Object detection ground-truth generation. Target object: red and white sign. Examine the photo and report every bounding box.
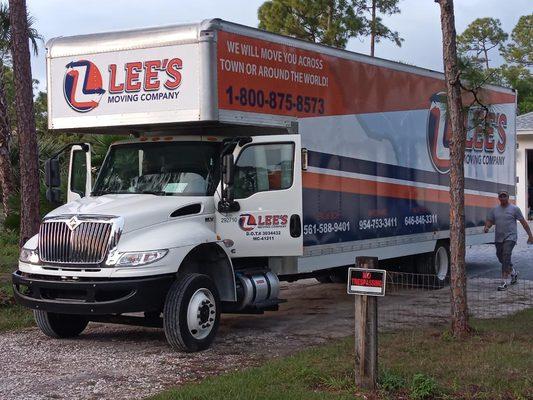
[347,268,387,296]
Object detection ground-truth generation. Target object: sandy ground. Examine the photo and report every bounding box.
[0,279,354,400]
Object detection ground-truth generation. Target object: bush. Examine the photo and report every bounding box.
[379,369,406,392]
[2,180,61,231]
[0,228,18,246]
[410,373,440,400]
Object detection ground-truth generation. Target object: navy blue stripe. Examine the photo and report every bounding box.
[307,150,515,195]
[303,187,488,246]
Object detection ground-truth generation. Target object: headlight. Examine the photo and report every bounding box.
[115,250,168,267]
[19,248,40,264]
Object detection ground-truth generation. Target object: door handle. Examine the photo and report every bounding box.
[290,214,301,238]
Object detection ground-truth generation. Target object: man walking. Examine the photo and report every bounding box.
[484,190,533,291]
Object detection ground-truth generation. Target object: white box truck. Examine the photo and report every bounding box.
[13,19,517,351]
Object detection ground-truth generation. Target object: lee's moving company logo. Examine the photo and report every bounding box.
[64,60,106,112]
[427,92,508,174]
[239,213,288,241]
[63,58,183,113]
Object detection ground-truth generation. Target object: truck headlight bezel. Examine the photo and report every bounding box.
[114,249,168,267]
[19,247,40,264]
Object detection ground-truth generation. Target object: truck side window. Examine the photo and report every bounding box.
[70,150,87,196]
[233,143,294,199]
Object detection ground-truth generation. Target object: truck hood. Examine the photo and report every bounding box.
[45,194,211,233]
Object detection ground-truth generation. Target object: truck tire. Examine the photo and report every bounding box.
[163,273,220,352]
[315,274,333,283]
[415,242,450,288]
[33,310,88,338]
[329,267,348,283]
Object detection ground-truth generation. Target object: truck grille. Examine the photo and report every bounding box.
[38,217,121,265]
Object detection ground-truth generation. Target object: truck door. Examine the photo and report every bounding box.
[215,135,303,257]
[67,144,92,202]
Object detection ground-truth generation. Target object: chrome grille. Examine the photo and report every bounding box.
[38,218,119,265]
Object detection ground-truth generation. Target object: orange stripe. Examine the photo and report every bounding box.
[303,172,497,208]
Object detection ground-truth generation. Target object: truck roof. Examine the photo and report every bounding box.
[47,22,202,58]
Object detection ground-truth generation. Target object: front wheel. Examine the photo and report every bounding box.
[163,273,220,352]
[34,310,88,338]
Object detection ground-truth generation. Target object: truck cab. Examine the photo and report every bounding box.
[14,129,304,351]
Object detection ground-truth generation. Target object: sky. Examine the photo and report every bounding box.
[26,0,532,92]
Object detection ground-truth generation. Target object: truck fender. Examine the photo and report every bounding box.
[177,242,236,302]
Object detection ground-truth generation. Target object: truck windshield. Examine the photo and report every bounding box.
[92,141,221,196]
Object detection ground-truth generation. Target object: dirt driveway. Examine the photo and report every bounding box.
[1,279,354,400]
[1,276,532,400]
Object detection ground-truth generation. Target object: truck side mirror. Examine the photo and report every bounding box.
[45,158,61,187]
[222,153,234,186]
[218,153,240,213]
[46,187,62,204]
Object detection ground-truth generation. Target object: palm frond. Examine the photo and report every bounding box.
[0,1,43,59]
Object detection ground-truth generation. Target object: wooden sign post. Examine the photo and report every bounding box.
[348,256,386,390]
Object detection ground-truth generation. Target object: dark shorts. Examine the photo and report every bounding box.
[495,240,516,274]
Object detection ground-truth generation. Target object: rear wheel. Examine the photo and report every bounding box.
[329,267,348,283]
[34,310,88,338]
[163,273,220,352]
[315,274,333,284]
[416,242,450,287]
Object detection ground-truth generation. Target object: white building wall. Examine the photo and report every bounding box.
[517,131,533,218]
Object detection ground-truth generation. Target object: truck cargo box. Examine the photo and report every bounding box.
[46,19,517,272]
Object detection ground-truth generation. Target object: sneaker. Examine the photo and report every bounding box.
[497,282,508,291]
[511,271,519,285]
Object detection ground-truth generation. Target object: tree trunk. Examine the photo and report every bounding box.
[370,0,376,57]
[436,0,470,338]
[483,47,489,70]
[327,0,333,31]
[0,62,14,219]
[9,0,40,245]
[326,0,334,46]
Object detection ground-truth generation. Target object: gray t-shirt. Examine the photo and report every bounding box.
[487,204,524,243]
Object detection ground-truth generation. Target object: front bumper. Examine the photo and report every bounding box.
[12,271,174,315]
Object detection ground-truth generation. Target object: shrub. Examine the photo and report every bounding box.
[410,373,440,400]
[379,369,406,392]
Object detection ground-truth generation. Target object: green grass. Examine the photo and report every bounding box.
[0,229,33,332]
[150,309,533,400]
[0,299,34,331]
[0,229,19,274]
[152,342,357,400]
[380,310,533,399]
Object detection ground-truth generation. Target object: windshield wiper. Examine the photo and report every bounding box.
[91,190,172,196]
[141,190,172,196]
[91,190,134,196]
[91,190,116,196]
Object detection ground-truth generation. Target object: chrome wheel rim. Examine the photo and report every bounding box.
[187,288,216,340]
[435,246,449,281]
